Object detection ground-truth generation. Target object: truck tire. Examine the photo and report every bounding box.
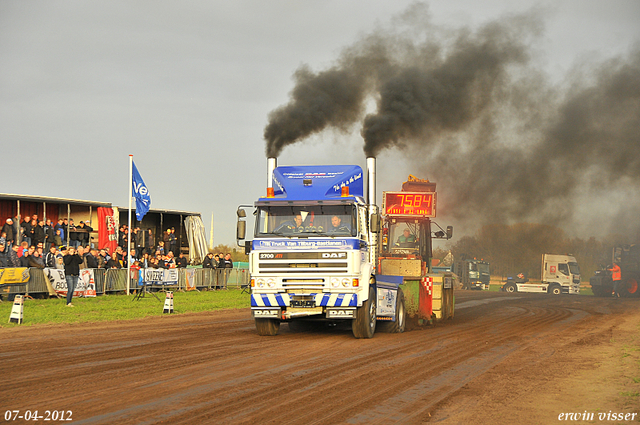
[621,278,639,298]
[352,286,377,339]
[255,318,280,336]
[504,283,517,293]
[377,288,406,333]
[549,284,562,295]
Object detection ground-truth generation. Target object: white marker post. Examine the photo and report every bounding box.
[9,295,24,324]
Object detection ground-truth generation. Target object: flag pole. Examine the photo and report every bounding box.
[127,154,132,296]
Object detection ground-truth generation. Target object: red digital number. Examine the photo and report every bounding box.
[404,194,413,207]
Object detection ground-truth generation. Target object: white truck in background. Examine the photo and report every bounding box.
[503,254,581,295]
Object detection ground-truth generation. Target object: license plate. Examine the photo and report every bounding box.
[291,300,315,308]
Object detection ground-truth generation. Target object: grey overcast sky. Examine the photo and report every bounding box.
[2,1,639,246]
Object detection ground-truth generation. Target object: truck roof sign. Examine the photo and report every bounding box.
[261,165,364,201]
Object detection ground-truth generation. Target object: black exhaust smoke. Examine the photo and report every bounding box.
[263,3,640,236]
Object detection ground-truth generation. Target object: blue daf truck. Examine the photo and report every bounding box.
[237,157,406,338]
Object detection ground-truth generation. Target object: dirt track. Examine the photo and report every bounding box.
[2,291,639,424]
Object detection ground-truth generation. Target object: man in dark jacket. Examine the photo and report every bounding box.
[76,221,89,247]
[28,249,45,269]
[20,246,35,267]
[2,218,14,246]
[68,219,79,248]
[44,219,55,250]
[202,253,214,268]
[0,242,7,267]
[63,247,84,306]
[33,220,46,247]
[8,245,20,267]
[21,217,32,246]
[85,248,99,269]
[45,245,57,268]
[169,228,178,256]
[176,252,188,268]
[224,253,233,268]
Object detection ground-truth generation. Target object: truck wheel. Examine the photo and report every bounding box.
[378,288,406,333]
[352,286,377,339]
[621,278,639,298]
[504,283,517,293]
[255,318,280,336]
[549,285,562,295]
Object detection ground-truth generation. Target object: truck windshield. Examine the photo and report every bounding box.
[255,205,356,237]
[569,262,580,275]
[478,263,490,274]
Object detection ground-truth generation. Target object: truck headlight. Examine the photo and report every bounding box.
[342,278,351,287]
[331,278,340,288]
[256,278,266,288]
[267,278,276,288]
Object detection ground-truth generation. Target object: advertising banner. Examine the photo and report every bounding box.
[80,269,97,297]
[142,268,178,285]
[185,269,197,291]
[0,268,30,286]
[97,207,118,253]
[44,268,96,297]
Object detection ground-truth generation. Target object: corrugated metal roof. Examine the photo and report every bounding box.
[0,193,111,207]
[0,193,201,216]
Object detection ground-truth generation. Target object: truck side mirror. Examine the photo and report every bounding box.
[244,241,251,255]
[236,207,247,241]
[370,213,380,233]
[446,226,453,240]
[237,220,246,240]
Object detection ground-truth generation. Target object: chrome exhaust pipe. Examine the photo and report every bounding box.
[366,157,376,206]
[267,157,277,188]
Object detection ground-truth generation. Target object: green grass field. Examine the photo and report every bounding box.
[0,289,250,327]
[2,281,598,328]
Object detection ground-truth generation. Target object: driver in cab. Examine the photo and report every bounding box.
[328,215,350,234]
[396,228,417,247]
[275,214,303,233]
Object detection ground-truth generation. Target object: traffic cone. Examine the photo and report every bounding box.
[9,295,24,324]
[163,291,174,314]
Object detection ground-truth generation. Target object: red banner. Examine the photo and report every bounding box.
[97,207,118,253]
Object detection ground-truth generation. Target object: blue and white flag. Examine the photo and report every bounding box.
[132,161,151,221]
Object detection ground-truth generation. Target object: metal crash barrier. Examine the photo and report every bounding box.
[1,267,250,297]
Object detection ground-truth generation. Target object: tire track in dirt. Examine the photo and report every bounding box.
[0,294,623,425]
[103,301,577,424]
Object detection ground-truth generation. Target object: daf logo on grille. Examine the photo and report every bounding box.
[253,310,279,318]
[322,253,347,258]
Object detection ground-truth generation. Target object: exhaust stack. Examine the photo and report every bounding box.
[366,157,376,206]
[267,157,277,188]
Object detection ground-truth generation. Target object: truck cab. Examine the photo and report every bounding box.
[503,254,580,295]
[455,259,490,290]
[239,159,406,338]
[542,254,581,294]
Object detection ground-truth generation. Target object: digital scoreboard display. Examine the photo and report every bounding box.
[382,191,436,217]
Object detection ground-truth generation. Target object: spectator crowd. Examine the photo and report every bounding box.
[0,214,227,270]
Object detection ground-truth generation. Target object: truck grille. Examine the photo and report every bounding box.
[258,262,348,273]
[257,251,349,274]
